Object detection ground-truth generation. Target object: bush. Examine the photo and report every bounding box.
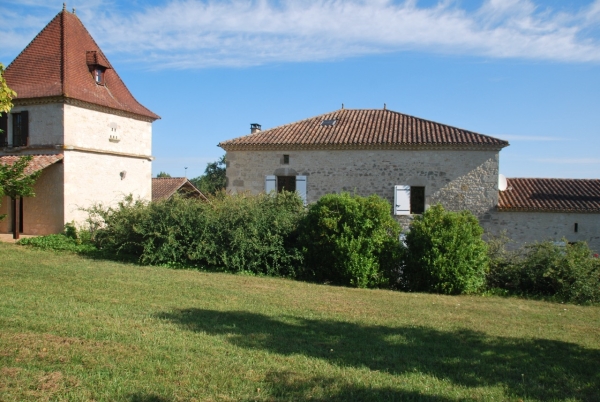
[487,239,600,304]
[297,193,402,288]
[18,224,97,254]
[402,205,488,295]
[89,192,305,276]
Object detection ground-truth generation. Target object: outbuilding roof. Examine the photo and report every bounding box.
[498,178,600,213]
[4,7,159,121]
[219,108,509,151]
[0,154,64,176]
[152,177,207,201]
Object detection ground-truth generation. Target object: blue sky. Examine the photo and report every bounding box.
[2,0,600,179]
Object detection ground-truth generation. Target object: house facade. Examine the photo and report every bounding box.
[219,108,600,252]
[220,108,508,226]
[0,7,159,235]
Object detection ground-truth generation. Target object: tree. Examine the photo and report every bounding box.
[156,171,171,178]
[190,155,226,195]
[0,156,41,221]
[0,62,16,116]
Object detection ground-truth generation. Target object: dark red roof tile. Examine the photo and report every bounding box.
[498,178,600,212]
[5,9,159,121]
[219,109,508,150]
[152,177,207,201]
[0,154,63,176]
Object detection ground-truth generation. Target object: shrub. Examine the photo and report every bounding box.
[88,192,305,276]
[297,193,402,288]
[402,204,488,295]
[18,230,97,254]
[493,240,600,304]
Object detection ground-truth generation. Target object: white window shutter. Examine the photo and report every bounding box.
[265,175,276,194]
[296,176,307,205]
[394,185,410,215]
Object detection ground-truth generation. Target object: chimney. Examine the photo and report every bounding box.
[250,123,261,134]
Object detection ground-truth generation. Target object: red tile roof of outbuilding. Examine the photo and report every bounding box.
[219,108,509,150]
[498,178,600,212]
[4,8,159,121]
[0,154,64,176]
[152,177,207,201]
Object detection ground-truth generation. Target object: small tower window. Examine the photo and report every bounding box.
[94,68,104,84]
[283,154,290,164]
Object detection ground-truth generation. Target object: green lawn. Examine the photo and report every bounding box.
[1,243,599,401]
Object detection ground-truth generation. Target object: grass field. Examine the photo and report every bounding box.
[1,242,599,401]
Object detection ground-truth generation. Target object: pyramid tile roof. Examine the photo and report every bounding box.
[219,109,509,151]
[0,154,64,176]
[152,177,207,201]
[498,178,600,212]
[5,8,159,121]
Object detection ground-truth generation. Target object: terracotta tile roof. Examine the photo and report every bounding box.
[152,177,207,201]
[498,178,600,213]
[5,8,159,121]
[219,109,509,150]
[0,154,64,176]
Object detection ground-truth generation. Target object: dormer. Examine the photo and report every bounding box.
[86,51,111,85]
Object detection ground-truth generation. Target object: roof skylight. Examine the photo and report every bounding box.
[321,119,337,126]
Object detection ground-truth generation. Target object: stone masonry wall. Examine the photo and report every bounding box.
[226,149,500,228]
[482,211,600,253]
[64,104,152,155]
[63,150,152,224]
[5,103,64,146]
[0,162,64,235]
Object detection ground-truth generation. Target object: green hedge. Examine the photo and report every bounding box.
[89,192,304,276]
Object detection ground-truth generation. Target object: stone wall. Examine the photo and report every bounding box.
[63,150,152,224]
[5,103,64,146]
[0,162,64,235]
[483,211,600,252]
[64,104,152,156]
[226,148,500,227]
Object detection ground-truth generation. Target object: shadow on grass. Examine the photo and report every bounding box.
[246,371,456,401]
[129,394,171,402]
[158,309,600,401]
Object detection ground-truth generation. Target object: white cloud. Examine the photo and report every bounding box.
[2,0,600,68]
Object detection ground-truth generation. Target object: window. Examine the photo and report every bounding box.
[394,185,425,215]
[283,154,290,164]
[277,176,296,192]
[12,111,29,147]
[410,186,425,214]
[265,175,307,205]
[94,68,104,84]
[321,119,336,126]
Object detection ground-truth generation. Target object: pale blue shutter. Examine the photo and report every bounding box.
[394,185,410,215]
[265,175,276,194]
[296,175,307,205]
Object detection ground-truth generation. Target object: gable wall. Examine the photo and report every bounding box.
[226,148,500,226]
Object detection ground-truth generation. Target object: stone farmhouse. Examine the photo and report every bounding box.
[0,7,159,236]
[219,108,600,251]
